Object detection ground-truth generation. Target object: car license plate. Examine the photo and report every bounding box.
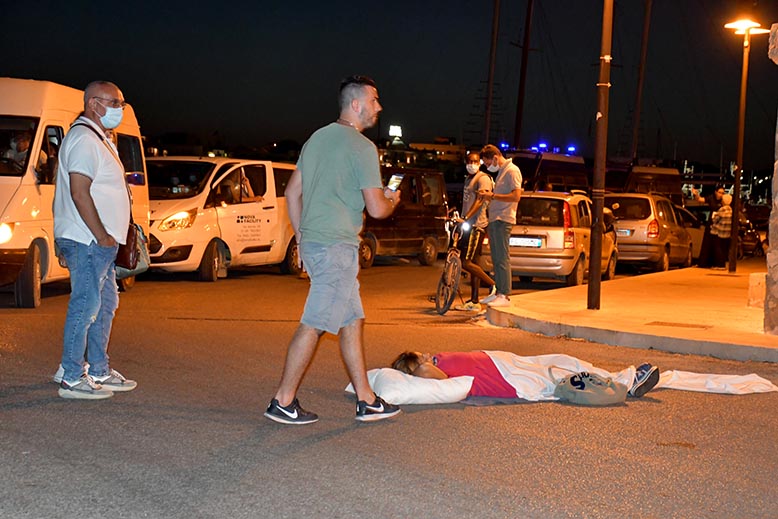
[617,229,632,237]
[510,236,542,248]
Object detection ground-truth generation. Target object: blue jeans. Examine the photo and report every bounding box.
[487,220,513,296]
[55,238,120,382]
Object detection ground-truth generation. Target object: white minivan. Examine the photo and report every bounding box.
[0,78,149,307]
[145,156,300,280]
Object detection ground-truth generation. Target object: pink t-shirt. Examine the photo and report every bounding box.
[435,351,517,398]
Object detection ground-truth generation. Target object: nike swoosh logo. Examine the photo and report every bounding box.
[369,403,384,412]
[278,406,298,419]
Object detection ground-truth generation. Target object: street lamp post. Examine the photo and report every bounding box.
[724,19,769,273]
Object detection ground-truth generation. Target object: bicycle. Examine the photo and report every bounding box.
[434,214,471,315]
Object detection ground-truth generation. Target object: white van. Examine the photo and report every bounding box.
[145,156,300,280]
[0,78,149,307]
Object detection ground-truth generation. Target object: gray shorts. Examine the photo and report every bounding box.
[300,242,364,334]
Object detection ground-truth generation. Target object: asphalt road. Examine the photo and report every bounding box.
[1,259,777,518]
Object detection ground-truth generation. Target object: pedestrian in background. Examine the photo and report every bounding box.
[692,185,725,268]
[710,193,733,270]
[454,151,494,311]
[477,145,522,308]
[53,80,137,399]
[264,75,401,425]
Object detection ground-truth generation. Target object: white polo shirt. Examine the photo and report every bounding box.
[53,116,131,245]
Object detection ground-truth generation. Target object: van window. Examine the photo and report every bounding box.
[421,174,444,206]
[38,125,63,184]
[656,199,676,224]
[241,165,266,201]
[273,165,293,197]
[117,133,145,185]
[215,170,241,205]
[0,116,40,177]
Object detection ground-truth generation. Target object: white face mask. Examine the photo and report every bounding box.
[487,163,500,173]
[466,164,479,175]
[96,100,124,129]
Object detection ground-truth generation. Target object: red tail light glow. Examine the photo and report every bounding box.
[647,219,659,238]
[563,201,574,249]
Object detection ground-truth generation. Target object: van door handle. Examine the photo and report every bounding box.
[262,206,275,210]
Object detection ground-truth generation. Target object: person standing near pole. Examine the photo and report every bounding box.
[264,75,401,425]
[478,145,522,308]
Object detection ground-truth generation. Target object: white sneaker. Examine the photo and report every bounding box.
[480,293,498,304]
[454,301,481,312]
[58,375,114,400]
[91,369,137,392]
[487,294,511,308]
[53,362,89,384]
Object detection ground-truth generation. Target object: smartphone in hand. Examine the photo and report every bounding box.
[386,174,404,191]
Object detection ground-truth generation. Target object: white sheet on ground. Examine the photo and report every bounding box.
[656,370,778,394]
[482,351,635,401]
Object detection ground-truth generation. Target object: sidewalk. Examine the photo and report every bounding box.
[487,257,778,363]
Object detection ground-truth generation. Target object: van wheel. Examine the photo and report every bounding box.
[655,248,670,272]
[603,254,617,280]
[198,241,220,282]
[565,257,584,286]
[14,244,41,308]
[418,237,438,266]
[118,276,136,292]
[359,236,376,269]
[280,239,301,276]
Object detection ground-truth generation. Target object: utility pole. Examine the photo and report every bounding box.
[484,0,500,144]
[587,0,614,310]
[514,0,535,149]
[766,22,777,335]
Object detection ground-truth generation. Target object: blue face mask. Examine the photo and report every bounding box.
[96,100,124,129]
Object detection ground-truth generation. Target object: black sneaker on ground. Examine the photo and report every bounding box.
[355,394,401,422]
[629,363,660,397]
[264,398,319,425]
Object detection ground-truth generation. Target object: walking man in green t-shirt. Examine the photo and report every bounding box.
[265,76,402,425]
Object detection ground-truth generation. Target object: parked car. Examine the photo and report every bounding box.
[479,191,618,286]
[604,193,692,271]
[359,167,449,268]
[146,157,299,280]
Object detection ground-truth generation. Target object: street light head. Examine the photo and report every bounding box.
[734,27,770,35]
[725,18,762,32]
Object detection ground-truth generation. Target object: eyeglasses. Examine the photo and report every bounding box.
[93,97,127,109]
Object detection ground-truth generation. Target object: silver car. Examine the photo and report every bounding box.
[481,191,618,286]
[604,193,692,271]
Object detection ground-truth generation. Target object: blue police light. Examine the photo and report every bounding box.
[530,146,539,152]
[567,146,576,154]
[538,142,548,150]
[499,142,510,150]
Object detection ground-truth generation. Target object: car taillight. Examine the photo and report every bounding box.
[563,201,574,249]
[647,219,659,238]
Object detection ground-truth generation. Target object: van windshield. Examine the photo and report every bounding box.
[147,160,215,199]
[0,117,41,177]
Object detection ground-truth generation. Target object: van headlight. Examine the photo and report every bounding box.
[0,222,14,244]
[158,209,197,231]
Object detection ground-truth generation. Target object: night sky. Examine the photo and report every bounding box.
[4,1,777,171]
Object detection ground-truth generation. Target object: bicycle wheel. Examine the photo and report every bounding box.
[435,252,462,315]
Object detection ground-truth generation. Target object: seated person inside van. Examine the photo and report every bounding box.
[240,172,263,202]
[3,131,47,171]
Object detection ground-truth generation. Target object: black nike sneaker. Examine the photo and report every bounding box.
[355,394,401,422]
[264,398,319,425]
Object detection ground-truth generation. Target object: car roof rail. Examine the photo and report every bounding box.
[569,189,588,196]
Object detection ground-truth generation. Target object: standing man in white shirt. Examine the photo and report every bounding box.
[478,145,522,308]
[53,80,137,399]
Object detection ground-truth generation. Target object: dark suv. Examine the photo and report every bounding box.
[359,167,449,268]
